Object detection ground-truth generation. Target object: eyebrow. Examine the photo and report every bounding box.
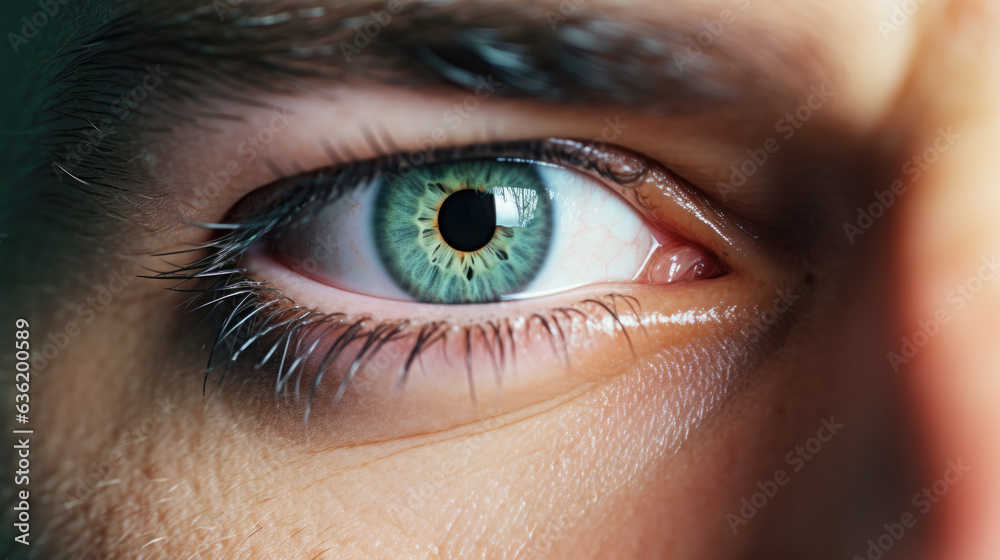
[81,0,830,103]
[43,0,833,183]
[50,0,831,133]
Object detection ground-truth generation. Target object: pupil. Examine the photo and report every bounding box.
[437,189,497,252]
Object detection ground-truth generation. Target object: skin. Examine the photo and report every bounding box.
[7,0,1000,558]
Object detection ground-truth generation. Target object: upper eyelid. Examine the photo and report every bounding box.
[34,3,855,280]
[42,0,835,207]
[225,139,624,252]
[537,138,774,276]
[230,138,616,219]
[144,133,786,342]
[142,129,796,432]
[136,82,791,287]
[221,137,772,282]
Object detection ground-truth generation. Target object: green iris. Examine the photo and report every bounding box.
[372,160,554,303]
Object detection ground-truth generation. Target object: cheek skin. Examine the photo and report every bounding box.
[233,242,796,447]
[32,243,817,559]
[30,125,815,558]
[34,257,894,560]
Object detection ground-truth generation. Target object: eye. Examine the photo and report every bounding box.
[166,113,784,445]
[273,156,685,304]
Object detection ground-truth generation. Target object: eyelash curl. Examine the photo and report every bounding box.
[149,139,662,417]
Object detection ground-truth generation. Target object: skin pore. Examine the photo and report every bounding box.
[5,0,1000,558]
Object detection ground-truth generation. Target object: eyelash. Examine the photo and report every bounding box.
[151,138,660,415]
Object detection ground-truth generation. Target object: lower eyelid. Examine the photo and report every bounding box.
[164,118,795,440]
[173,206,802,447]
[276,158,668,303]
[209,253,764,444]
[121,78,831,458]
[248,245,714,323]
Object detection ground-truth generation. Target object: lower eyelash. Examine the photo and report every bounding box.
[176,266,639,418]
[148,222,642,416]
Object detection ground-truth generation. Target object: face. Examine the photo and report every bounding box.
[6,0,1000,557]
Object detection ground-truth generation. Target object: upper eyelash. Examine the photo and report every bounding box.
[235,137,645,235]
[147,138,647,416]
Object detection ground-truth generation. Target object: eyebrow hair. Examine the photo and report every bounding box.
[39,0,832,188]
[90,0,829,103]
[2,0,857,311]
